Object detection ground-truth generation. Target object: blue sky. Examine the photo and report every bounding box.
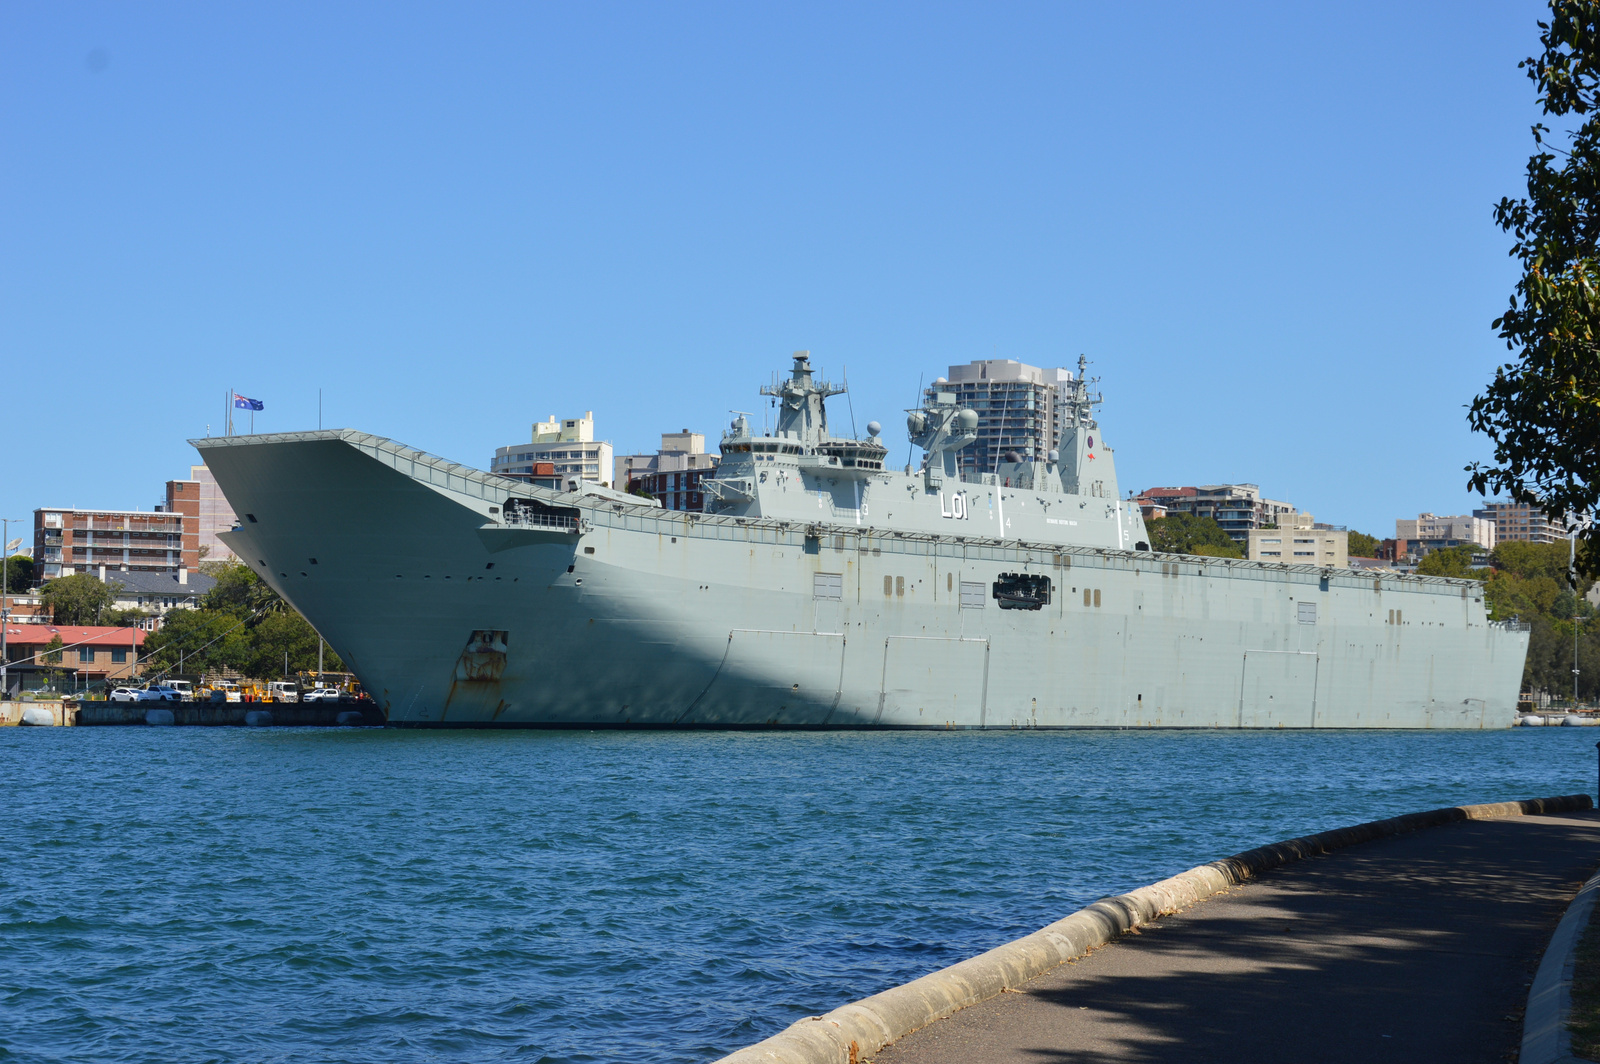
[1,1,1552,541]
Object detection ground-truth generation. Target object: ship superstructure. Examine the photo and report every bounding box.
[193,353,1528,728]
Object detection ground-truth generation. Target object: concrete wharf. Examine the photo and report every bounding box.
[0,700,382,727]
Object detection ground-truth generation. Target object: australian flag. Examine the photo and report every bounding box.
[233,393,264,411]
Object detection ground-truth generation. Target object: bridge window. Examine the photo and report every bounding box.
[814,573,842,600]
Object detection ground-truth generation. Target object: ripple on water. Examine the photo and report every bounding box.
[0,727,1593,1063]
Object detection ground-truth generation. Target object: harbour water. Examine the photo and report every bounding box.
[3,726,1596,1064]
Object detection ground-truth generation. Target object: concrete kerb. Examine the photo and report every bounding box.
[1523,863,1600,1064]
[711,794,1595,1064]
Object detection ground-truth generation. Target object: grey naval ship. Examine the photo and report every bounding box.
[194,354,1529,729]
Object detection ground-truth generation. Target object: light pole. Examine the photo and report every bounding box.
[1,517,21,701]
[1571,515,1593,707]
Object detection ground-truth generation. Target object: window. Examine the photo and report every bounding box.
[1262,550,1281,557]
[1298,601,1317,624]
[79,648,95,663]
[896,576,905,597]
[112,649,126,663]
[813,572,842,600]
[884,575,893,597]
[960,581,985,609]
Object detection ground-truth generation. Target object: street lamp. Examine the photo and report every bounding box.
[1571,514,1594,707]
[1,517,21,701]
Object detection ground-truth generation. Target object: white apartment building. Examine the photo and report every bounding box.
[491,412,614,488]
[937,360,1069,478]
[1247,514,1349,568]
[1395,513,1496,556]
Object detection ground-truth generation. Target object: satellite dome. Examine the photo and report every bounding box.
[906,412,927,436]
[956,409,979,432]
[1005,450,1022,464]
[866,420,882,437]
[1048,449,1059,463]
[933,377,947,385]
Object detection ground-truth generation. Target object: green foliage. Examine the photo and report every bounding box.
[1483,538,1599,697]
[4,554,34,593]
[39,574,117,625]
[1347,531,1381,558]
[141,561,341,680]
[42,634,63,664]
[201,561,284,614]
[1469,2,1600,572]
[100,607,152,628]
[141,608,255,675]
[243,611,342,678]
[1417,545,1488,580]
[1146,514,1244,558]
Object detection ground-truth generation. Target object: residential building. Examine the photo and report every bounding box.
[614,431,721,512]
[934,360,1070,478]
[1394,514,1496,560]
[1473,501,1564,545]
[184,465,238,562]
[99,568,218,630]
[491,412,613,488]
[2,624,147,696]
[35,506,191,581]
[1136,484,1299,543]
[1247,513,1349,568]
[30,463,226,582]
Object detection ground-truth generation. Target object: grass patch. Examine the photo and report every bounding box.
[1570,899,1600,1060]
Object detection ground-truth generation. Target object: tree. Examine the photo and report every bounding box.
[243,611,343,678]
[41,634,63,664]
[141,608,256,675]
[1469,1,1600,572]
[4,554,33,593]
[1146,514,1244,558]
[201,561,283,615]
[39,574,117,625]
[1417,545,1487,580]
[1348,531,1381,558]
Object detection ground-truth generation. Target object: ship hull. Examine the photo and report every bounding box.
[199,432,1529,729]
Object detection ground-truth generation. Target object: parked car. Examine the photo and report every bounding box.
[109,687,160,704]
[167,680,194,700]
[144,685,183,702]
[302,687,341,703]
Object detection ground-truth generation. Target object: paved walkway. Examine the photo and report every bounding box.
[874,810,1600,1064]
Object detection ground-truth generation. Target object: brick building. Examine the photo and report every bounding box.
[1,624,147,696]
[1135,484,1299,544]
[33,471,223,582]
[616,431,721,512]
[1474,501,1564,545]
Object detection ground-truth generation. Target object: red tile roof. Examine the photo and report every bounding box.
[2,625,145,646]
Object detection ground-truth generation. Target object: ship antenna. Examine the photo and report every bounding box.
[843,364,858,439]
[907,372,923,472]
